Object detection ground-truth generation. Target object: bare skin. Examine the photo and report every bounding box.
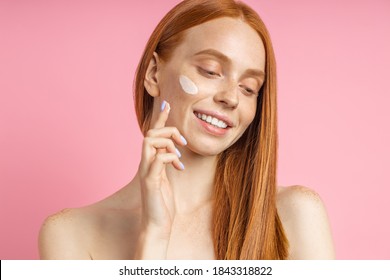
[39,17,335,260]
[39,184,335,259]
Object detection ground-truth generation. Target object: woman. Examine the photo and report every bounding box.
[39,0,335,259]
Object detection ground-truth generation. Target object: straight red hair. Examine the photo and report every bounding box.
[134,0,289,259]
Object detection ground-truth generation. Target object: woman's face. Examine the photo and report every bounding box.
[152,17,266,156]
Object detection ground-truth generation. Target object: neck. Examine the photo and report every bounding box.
[166,148,217,214]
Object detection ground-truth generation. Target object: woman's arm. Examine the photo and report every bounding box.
[277,185,336,259]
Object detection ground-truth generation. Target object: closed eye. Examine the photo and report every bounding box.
[198,67,221,78]
[245,88,255,94]
[239,85,257,95]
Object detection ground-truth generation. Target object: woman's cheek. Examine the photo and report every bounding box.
[246,100,258,125]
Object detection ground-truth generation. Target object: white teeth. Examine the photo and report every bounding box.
[195,112,228,129]
[218,120,228,128]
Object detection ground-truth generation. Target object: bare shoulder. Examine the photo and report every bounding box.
[276,185,336,259]
[277,185,323,209]
[38,207,97,259]
[39,186,142,259]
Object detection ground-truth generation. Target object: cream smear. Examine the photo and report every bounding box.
[179,75,198,95]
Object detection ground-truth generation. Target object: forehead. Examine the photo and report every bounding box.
[173,17,266,70]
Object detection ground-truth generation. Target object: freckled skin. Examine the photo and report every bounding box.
[277,186,335,259]
[38,17,335,260]
[38,185,335,259]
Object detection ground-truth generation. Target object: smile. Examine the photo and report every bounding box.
[195,112,228,129]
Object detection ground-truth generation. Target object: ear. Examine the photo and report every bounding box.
[144,52,162,97]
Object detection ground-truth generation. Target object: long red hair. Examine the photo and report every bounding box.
[134,0,289,259]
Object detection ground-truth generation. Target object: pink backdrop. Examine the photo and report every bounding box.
[1,0,389,259]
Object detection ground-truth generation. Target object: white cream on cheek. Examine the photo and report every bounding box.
[179,75,198,95]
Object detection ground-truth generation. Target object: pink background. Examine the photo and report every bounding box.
[1,0,389,259]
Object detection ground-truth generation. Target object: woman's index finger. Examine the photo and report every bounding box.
[152,100,170,129]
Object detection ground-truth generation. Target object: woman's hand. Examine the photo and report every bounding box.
[135,100,187,259]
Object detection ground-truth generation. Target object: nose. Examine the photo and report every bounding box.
[213,80,239,109]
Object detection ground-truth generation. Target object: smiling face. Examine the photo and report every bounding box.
[149,17,266,156]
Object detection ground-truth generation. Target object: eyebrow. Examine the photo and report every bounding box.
[193,48,265,80]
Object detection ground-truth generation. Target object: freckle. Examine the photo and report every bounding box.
[294,185,322,203]
[48,208,73,223]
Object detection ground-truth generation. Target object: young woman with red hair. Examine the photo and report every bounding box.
[39,0,335,259]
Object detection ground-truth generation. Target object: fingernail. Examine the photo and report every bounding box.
[175,148,181,158]
[180,135,187,145]
[160,100,166,112]
[179,162,185,170]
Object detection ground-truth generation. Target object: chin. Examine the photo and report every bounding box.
[186,140,232,157]
[186,144,223,157]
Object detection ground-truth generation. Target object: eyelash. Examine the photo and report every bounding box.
[198,67,221,77]
[198,67,258,95]
[240,85,256,95]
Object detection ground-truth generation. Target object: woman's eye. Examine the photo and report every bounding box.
[240,85,256,95]
[245,88,255,94]
[199,67,221,77]
[206,70,218,76]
